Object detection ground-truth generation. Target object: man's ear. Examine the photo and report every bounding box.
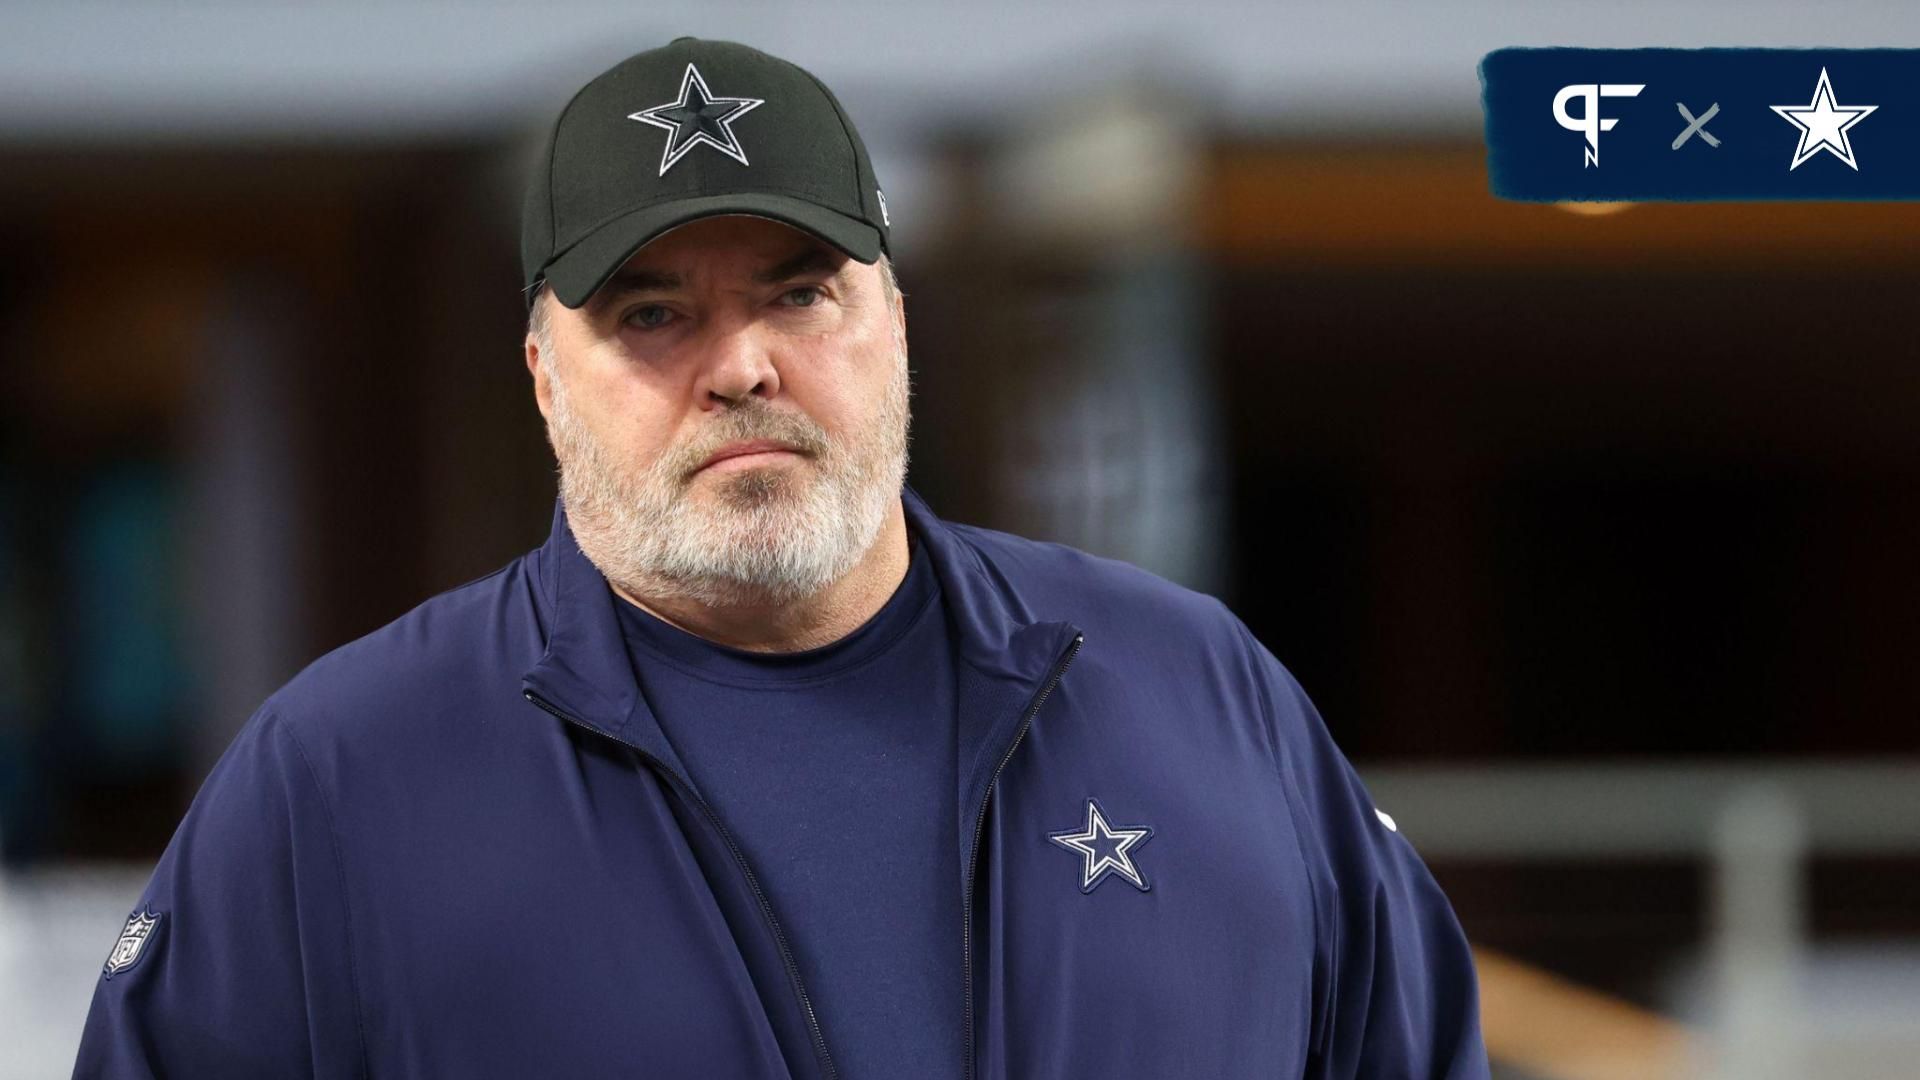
[526,336,554,425]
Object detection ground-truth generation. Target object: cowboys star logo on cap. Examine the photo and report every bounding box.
[628,63,766,176]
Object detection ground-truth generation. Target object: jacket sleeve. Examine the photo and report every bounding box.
[1232,616,1490,1080]
[71,705,365,1079]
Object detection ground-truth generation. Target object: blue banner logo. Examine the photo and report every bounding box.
[1483,48,1920,200]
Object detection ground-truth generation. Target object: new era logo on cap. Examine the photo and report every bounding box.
[521,37,892,312]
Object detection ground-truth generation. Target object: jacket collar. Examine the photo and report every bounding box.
[521,484,1083,860]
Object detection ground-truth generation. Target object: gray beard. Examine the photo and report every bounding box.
[544,345,912,609]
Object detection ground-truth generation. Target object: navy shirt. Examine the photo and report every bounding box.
[614,525,963,1080]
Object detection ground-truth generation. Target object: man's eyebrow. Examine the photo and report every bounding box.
[596,268,683,301]
[590,246,843,309]
[752,246,843,284]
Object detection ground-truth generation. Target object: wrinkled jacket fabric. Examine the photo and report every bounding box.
[74,486,1489,1079]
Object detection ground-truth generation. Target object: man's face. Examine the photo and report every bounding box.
[527,214,910,608]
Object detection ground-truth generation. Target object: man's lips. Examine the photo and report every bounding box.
[697,439,805,472]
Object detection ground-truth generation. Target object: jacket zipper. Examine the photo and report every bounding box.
[523,689,838,1080]
[962,631,1084,1080]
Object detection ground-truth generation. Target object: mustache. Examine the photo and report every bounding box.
[670,401,832,479]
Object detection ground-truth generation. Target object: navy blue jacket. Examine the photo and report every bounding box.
[73,486,1488,1079]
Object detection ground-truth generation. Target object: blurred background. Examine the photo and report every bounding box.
[3,2,1918,1077]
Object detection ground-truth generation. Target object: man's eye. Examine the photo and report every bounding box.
[782,286,825,307]
[626,304,673,329]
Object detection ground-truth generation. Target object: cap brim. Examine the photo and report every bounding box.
[539,193,883,310]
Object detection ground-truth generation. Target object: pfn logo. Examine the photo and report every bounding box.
[1552,83,1645,167]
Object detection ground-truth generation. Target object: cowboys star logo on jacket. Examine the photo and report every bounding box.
[74,485,1488,1079]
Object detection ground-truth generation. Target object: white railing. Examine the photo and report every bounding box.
[1364,761,1920,1080]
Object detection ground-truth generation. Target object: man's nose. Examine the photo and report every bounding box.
[696,317,782,408]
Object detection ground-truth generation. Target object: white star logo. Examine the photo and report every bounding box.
[1047,797,1154,894]
[1770,67,1877,171]
[628,63,766,177]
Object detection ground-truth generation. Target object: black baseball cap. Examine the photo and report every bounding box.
[521,37,892,312]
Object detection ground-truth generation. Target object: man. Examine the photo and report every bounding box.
[73,36,1488,1080]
